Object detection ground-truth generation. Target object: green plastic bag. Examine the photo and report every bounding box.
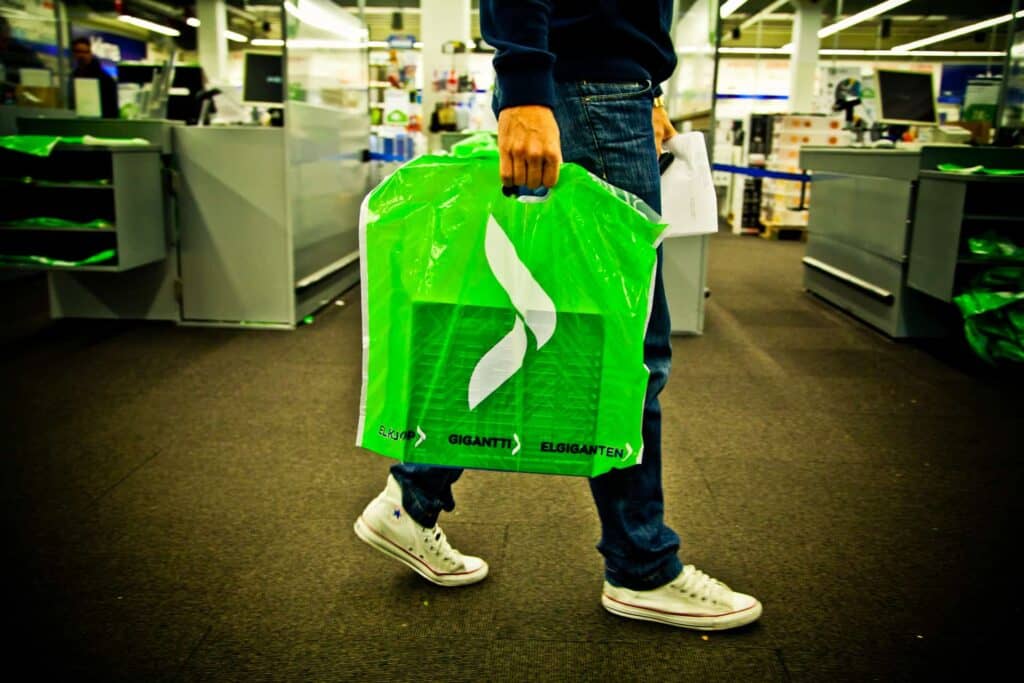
[0,134,148,157]
[1,217,114,230]
[0,249,116,268]
[953,267,1024,364]
[357,152,665,477]
[937,163,1024,176]
[450,132,498,158]
[967,231,1024,261]
[0,135,65,157]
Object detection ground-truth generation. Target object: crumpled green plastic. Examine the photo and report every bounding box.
[0,135,68,157]
[953,266,1024,364]
[967,231,1024,261]
[450,132,498,158]
[1,217,114,230]
[0,249,116,268]
[357,153,665,477]
[5,176,111,187]
[937,163,1024,176]
[0,134,149,157]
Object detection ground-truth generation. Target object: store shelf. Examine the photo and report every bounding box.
[909,173,1024,302]
[920,170,1024,183]
[0,224,115,233]
[962,214,1024,224]
[957,256,1024,266]
[0,263,120,272]
[0,143,166,273]
[0,177,113,190]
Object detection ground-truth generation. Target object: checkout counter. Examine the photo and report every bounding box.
[4,106,367,328]
[800,145,1024,338]
[0,0,369,328]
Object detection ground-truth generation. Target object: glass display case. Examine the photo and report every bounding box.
[284,0,369,311]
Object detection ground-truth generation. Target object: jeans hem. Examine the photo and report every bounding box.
[605,558,683,592]
[390,469,441,528]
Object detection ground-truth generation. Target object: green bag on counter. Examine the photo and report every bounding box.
[356,151,665,477]
[0,249,116,268]
[953,267,1024,364]
[0,135,150,157]
[1,217,114,230]
[967,231,1024,261]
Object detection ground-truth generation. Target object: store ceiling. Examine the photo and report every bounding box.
[710,0,1014,17]
[66,1,482,46]
[713,0,1020,52]
[68,1,1020,53]
[338,0,1020,52]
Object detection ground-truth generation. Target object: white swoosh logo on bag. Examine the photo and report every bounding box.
[467,215,557,410]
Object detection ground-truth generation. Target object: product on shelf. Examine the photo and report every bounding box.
[760,113,846,234]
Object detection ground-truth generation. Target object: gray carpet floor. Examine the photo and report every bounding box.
[2,232,1021,682]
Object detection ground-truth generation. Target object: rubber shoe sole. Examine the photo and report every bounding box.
[354,515,488,587]
[601,592,762,631]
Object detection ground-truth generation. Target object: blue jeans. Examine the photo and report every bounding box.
[392,80,681,591]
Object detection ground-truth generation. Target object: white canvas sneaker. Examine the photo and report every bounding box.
[354,475,488,587]
[602,564,762,631]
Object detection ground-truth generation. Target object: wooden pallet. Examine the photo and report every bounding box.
[760,223,807,241]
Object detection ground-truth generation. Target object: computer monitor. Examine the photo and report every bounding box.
[172,65,204,94]
[243,53,284,104]
[147,65,205,124]
[875,69,938,126]
[116,63,159,85]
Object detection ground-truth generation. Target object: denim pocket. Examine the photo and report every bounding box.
[576,80,653,102]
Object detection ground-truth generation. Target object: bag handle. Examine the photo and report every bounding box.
[501,185,552,203]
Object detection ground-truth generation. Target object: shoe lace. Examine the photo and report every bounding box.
[673,565,731,606]
[422,525,460,569]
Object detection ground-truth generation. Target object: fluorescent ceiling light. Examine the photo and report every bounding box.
[287,38,365,49]
[226,30,248,43]
[821,48,1005,57]
[251,38,284,47]
[284,0,366,40]
[186,17,200,28]
[676,45,719,55]
[818,0,911,39]
[719,47,791,55]
[781,0,912,50]
[117,15,181,37]
[358,7,422,13]
[720,0,751,19]
[739,0,789,30]
[719,46,1005,58]
[893,10,1024,51]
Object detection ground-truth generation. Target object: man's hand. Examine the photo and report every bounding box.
[497,105,562,189]
[653,105,677,156]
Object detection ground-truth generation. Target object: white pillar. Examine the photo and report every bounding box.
[787,0,822,113]
[197,0,228,83]
[420,0,471,150]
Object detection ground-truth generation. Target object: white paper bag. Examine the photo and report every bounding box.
[660,132,718,237]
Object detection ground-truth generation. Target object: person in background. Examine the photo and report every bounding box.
[1,15,45,102]
[354,0,763,632]
[69,37,118,118]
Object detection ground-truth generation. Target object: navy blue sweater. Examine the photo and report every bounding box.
[480,0,677,111]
